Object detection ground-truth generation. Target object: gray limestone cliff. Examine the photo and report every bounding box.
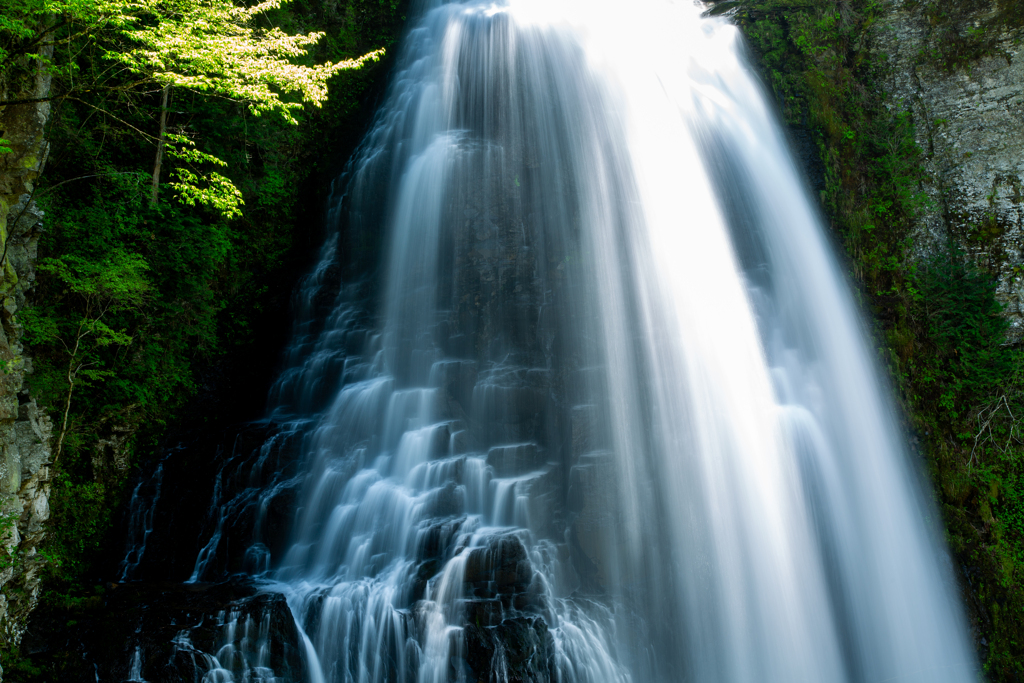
[875,1,1024,337]
[0,41,54,665]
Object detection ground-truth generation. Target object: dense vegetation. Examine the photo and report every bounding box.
[718,0,1023,677]
[0,0,405,675]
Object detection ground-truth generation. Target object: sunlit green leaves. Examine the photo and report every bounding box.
[32,0,385,123]
[0,0,45,65]
[111,0,386,123]
[163,132,243,216]
[169,167,243,217]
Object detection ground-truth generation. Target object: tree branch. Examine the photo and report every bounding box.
[66,96,160,143]
[0,96,59,107]
[150,85,171,207]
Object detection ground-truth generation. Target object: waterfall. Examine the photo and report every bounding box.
[129,0,978,681]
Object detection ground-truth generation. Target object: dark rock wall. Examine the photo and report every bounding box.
[0,38,54,661]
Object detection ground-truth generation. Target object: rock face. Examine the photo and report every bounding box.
[875,1,1024,336]
[0,38,54,662]
[464,614,553,683]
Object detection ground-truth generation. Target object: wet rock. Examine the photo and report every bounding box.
[411,559,444,603]
[410,516,470,600]
[464,615,554,683]
[431,360,478,421]
[517,466,562,538]
[570,405,596,464]
[568,451,618,593]
[263,480,301,559]
[464,532,534,599]
[472,371,551,445]
[428,422,456,459]
[489,465,563,539]
[116,420,310,582]
[486,443,544,476]
[416,516,468,563]
[450,428,473,454]
[424,480,465,518]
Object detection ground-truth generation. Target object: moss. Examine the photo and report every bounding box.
[915,0,1024,71]
[0,197,20,293]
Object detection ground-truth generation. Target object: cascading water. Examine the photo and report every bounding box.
[117,1,979,682]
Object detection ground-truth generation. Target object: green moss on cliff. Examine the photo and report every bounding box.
[909,0,1024,71]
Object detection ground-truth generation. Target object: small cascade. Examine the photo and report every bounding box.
[201,605,281,682]
[118,454,170,581]
[112,0,979,681]
[187,424,309,583]
[127,647,146,682]
[167,614,280,682]
[189,468,227,583]
[170,631,225,683]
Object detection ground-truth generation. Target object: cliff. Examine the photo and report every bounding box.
[877,0,1024,338]
[0,43,54,665]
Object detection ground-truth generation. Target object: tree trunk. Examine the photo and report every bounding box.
[149,85,171,208]
[54,331,83,464]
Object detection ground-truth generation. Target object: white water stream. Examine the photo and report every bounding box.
[152,1,980,682]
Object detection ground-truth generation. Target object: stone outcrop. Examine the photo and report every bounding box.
[875,1,1024,337]
[0,38,55,663]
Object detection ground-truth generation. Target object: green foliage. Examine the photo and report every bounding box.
[913,252,1011,424]
[0,648,43,680]
[2,0,405,673]
[44,473,112,581]
[40,251,151,312]
[169,166,244,217]
[25,176,227,421]
[911,261,1024,674]
[165,134,245,216]
[3,0,383,112]
[903,253,1024,675]
[733,0,925,304]
[0,0,46,66]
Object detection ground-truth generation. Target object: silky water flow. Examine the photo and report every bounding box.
[120,1,979,682]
